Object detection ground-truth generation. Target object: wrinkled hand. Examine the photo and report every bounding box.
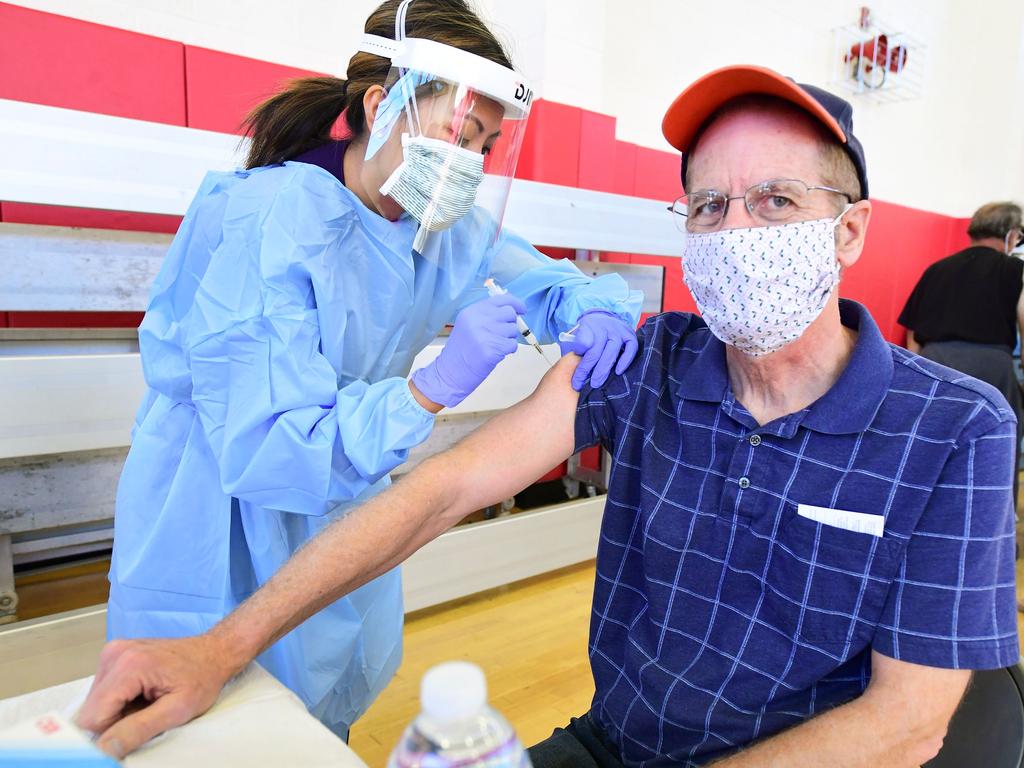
[75,635,236,759]
[411,293,527,408]
[560,310,638,391]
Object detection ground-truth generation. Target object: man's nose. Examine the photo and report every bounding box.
[720,196,758,230]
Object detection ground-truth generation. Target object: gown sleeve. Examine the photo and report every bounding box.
[474,229,643,343]
[185,172,435,516]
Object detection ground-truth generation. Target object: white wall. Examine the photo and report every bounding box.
[598,0,1024,216]
[10,0,1024,216]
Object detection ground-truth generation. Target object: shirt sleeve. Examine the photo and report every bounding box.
[478,229,643,342]
[872,412,1019,669]
[185,177,436,517]
[574,320,652,453]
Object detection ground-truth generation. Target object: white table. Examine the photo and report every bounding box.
[0,664,368,767]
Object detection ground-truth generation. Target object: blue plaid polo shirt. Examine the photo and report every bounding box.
[575,300,1019,767]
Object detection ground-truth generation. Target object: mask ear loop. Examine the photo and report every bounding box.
[1005,229,1022,256]
[831,202,855,227]
[831,202,857,280]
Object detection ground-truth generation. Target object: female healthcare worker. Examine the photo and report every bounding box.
[106,0,642,740]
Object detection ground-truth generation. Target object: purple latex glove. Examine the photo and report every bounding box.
[559,309,639,391]
[411,293,527,408]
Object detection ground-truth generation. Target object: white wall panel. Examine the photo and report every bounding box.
[9,0,1024,214]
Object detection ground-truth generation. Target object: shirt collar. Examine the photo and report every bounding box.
[801,300,893,434]
[676,325,729,403]
[676,300,893,435]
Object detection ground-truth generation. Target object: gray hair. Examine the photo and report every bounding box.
[967,202,1023,241]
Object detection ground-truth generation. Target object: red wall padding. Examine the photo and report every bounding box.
[0,2,185,124]
[613,141,638,196]
[578,109,617,193]
[0,3,188,250]
[519,102,583,264]
[516,100,582,187]
[603,142,639,268]
[579,445,602,472]
[0,201,4,328]
[633,147,682,202]
[184,46,325,134]
[6,312,144,329]
[0,3,973,345]
[840,201,971,344]
[600,141,694,318]
[0,203,182,234]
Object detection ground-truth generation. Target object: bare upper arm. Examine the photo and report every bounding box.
[443,355,582,516]
[865,650,971,731]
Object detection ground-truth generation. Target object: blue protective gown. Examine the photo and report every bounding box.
[107,157,642,734]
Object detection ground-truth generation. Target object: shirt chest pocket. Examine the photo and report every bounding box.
[759,506,902,648]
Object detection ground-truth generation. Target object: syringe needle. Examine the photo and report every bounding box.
[485,278,554,366]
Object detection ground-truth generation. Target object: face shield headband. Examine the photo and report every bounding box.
[352,11,534,256]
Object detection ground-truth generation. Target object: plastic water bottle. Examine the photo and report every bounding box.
[388,661,533,767]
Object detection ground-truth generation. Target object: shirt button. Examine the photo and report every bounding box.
[749,434,762,447]
[738,477,751,489]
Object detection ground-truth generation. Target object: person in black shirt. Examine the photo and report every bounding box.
[899,201,1024,507]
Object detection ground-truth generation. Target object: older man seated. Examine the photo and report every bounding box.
[79,66,1018,768]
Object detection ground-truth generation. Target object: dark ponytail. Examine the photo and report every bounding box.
[242,76,349,169]
[242,0,512,170]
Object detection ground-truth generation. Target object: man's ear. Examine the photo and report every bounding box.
[836,199,872,270]
[1007,228,1023,255]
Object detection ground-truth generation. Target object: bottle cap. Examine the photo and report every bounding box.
[421,661,487,722]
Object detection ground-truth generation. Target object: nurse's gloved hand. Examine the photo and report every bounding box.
[411,293,527,408]
[560,309,638,391]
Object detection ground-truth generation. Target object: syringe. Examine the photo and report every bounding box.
[484,278,552,364]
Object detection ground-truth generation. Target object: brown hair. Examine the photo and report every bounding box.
[242,0,512,170]
[967,202,1023,241]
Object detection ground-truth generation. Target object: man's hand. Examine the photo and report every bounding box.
[75,634,240,759]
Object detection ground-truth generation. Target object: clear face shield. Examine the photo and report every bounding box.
[358,34,533,257]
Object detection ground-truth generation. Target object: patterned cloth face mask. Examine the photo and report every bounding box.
[682,208,850,356]
[379,133,485,233]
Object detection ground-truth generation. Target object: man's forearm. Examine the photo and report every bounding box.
[205,451,458,674]
[711,663,967,768]
[204,358,580,676]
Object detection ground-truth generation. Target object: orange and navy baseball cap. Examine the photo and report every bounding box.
[662,64,869,199]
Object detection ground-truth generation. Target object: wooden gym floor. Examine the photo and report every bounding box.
[350,561,596,765]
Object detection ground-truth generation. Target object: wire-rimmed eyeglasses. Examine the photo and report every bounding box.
[667,178,853,233]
